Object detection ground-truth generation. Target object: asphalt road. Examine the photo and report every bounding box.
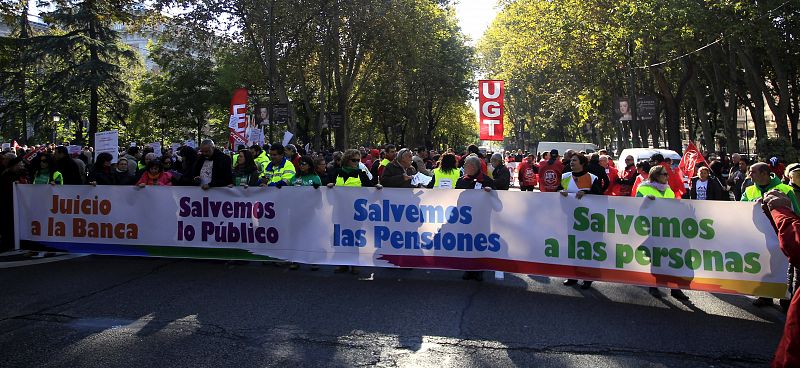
[0,255,788,367]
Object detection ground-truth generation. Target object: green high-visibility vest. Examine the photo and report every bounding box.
[432,168,460,188]
[336,175,363,187]
[636,184,675,198]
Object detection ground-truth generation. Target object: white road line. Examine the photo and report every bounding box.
[0,254,87,269]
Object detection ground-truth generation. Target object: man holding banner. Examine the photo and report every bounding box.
[192,140,232,189]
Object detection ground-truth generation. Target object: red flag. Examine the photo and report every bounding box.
[478,80,504,141]
[12,140,20,152]
[678,141,707,180]
[229,88,249,149]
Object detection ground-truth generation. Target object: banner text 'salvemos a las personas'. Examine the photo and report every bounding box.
[15,185,787,298]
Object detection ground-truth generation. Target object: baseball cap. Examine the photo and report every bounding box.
[549,149,559,156]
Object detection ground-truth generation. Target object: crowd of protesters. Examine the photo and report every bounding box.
[0,142,798,298]
[2,139,799,366]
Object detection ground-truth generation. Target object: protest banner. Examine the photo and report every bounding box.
[479,80,505,141]
[67,145,82,156]
[1,143,10,151]
[228,88,249,149]
[94,130,119,163]
[13,185,787,298]
[148,142,162,157]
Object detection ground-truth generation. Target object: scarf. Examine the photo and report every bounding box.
[645,181,669,192]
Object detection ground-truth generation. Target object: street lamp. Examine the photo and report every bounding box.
[159,116,166,146]
[51,112,61,144]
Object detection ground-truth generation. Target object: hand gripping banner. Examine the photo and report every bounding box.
[14,184,788,298]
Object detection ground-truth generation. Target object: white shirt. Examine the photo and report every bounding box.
[695,179,708,200]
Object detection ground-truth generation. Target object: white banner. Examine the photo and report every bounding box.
[13,185,788,297]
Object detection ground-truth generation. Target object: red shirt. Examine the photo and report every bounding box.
[661,162,685,199]
[538,159,564,192]
[604,166,620,196]
[770,206,800,368]
[517,160,538,187]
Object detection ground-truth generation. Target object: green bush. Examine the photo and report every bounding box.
[756,137,799,163]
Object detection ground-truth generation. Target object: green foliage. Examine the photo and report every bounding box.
[756,138,799,164]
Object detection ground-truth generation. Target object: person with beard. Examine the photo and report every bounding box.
[192,140,233,189]
[558,153,603,289]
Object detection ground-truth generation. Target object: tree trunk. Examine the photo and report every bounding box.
[690,75,715,152]
[651,65,687,152]
[88,20,99,146]
[17,1,29,144]
[738,50,768,141]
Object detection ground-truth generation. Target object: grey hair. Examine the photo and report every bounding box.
[144,152,157,161]
[465,155,482,170]
[491,153,503,162]
[395,148,412,162]
[200,139,215,147]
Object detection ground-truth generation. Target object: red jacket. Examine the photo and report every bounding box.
[538,159,564,192]
[770,206,800,368]
[604,166,620,196]
[517,160,538,187]
[618,164,638,196]
[630,174,647,197]
[661,162,685,199]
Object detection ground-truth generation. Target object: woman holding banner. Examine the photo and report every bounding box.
[636,166,689,300]
[327,149,377,275]
[559,153,602,289]
[31,153,63,185]
[230,150,261,187]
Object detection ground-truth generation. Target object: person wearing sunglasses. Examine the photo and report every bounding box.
[292,155,321,188]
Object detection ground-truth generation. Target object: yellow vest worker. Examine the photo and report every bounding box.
[431,168,460,189]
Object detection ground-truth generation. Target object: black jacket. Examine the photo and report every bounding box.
[381,161,417,188]
[88,167,117,185]
[587,162,610,193]
[690,176,728,201]
[54,156,82,185]
[334,168,374,187]
[191,149,233,187]
[492,164,510,190]
[456,173,495,190]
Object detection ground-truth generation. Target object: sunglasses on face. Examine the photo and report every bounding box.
[350,159,360,163]
[299,162,308,166]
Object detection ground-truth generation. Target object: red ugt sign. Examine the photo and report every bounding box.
[478,80,505,141]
